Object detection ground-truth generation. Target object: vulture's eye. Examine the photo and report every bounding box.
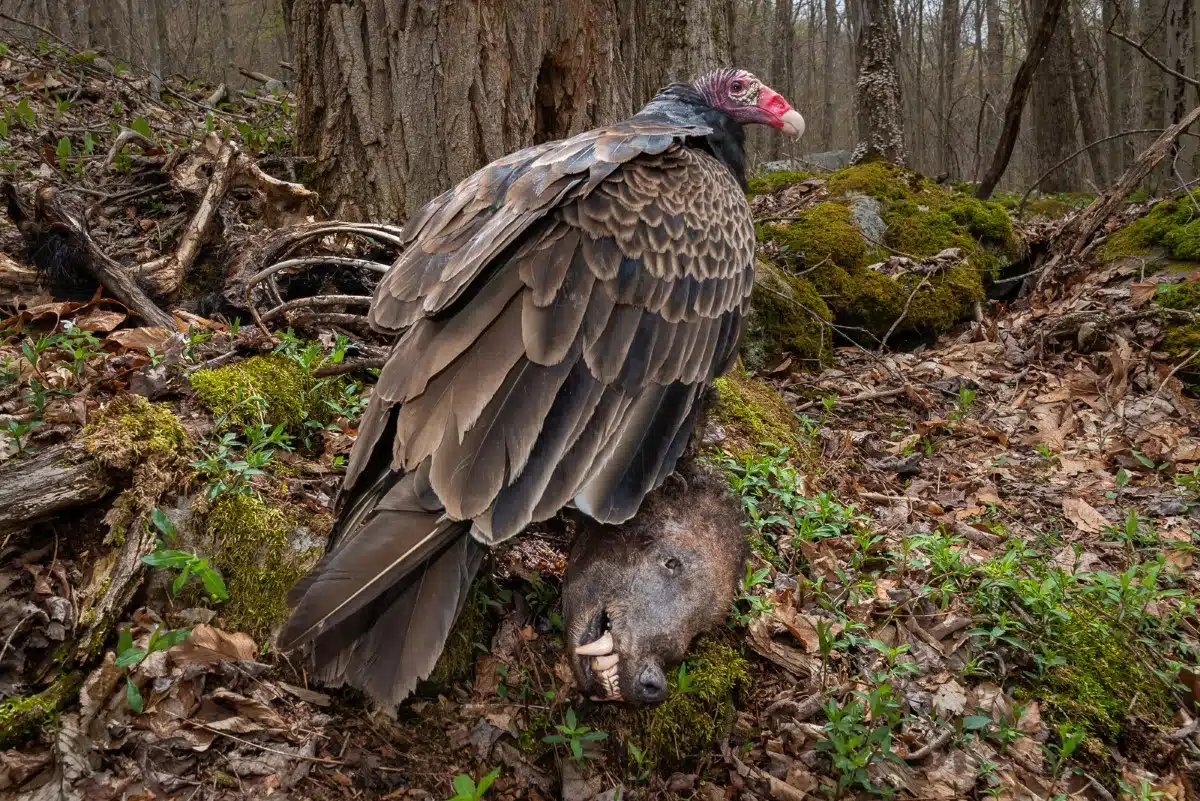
[730,80,744,93]
[663,557,681,571]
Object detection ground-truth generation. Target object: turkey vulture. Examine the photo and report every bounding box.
[283,68,805,707]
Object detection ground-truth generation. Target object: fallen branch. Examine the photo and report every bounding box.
[139,138,238,296]
[260,294,371,323]
[0,444,113,534]
[1058,106,1200,258]
[794,386,906,412]
[101,127,154,171]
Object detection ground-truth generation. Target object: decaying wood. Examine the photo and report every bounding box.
[0,445,113,534]
[139,139,239,296]
[1058,105,1200,256]
[101,127,154,171]
[80,228,178,329]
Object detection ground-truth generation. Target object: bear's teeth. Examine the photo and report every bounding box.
[576,631,613,656]
[591,653,619,671]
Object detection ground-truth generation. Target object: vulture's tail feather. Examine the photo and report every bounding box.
[283,468,484,710]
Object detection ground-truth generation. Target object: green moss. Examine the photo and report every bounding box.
[428,585,496,686]
[190,354,333,435]
[743,260,832,371]
[1100,199,1200,262]
[0,673,82,748]
[1033,616,1170,744]
[82,394,190,470]
[826,162,919,201]
[747,169,813,196]
[1154,280,1200,391]
[204,493,323,639]
[758,203,868,269]
[642,637,749,763]
[710,371,801,461]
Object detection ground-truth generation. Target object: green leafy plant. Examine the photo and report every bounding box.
[140,508,228,602]
[817,684,904,796]
[116,624,191,713]
[445,768,500,801]
[950,386,977,420]
[626,741,651,782]
[730,562,773,626]
[543,707,608,761]
[5,419,41,454]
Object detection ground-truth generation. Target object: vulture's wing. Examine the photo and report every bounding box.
[345,119,756,543]
[284,120,756,703]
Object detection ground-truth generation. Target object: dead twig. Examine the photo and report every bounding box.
[313,357,387,378]
[879,275,930,351]
[102,127,155,171]
[1153,348,1200,399]
[794,386,906,412]
[261,294,372,323]
[906,728,953,761]
[139,137,238,295]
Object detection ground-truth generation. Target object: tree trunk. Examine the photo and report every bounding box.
[975,0,1067,198]
[218,0,235,85]
[0,445,113,535]
[293,0,732,222]
[1103,0,1127,176]
[146,0,168,85]
[849,0,907,163]
[1067,1,1108,186]
[769,0,795,159]
[984,0,1004,176]
[936,0,960,176]
[1031,0,1077,192]
[822,0,838,148]
[1143,0,1171,189]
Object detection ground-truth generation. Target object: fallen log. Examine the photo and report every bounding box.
[0,444,113,534]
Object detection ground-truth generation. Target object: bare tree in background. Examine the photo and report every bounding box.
[1032,0,1078,192]
[976,0,1067,197]
[769,0,795,158]
[849,0,908,163]
[936,0,959,176]
[290,0,733,221]
[822,0,839,149]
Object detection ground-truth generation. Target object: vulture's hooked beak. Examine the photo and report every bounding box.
[758,86,807,138]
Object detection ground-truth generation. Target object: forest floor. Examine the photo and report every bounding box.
[0,35,1198,801]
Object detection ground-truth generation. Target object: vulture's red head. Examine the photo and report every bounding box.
[695,68,806,137]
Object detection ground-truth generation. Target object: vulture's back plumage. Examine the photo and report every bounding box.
[283,77,794,708]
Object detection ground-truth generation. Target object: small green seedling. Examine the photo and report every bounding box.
[445,768,500,801]
[543,707,608,761]
[116,624,191,712]
[140,508,228,602]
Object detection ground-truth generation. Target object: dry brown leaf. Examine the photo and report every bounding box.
[1129,281,1160,307]
[170,624,258,666]
[1062,496,1108,534]
[747,617,819,679]
[74,307,128,333]
[106,326,174,353]
[932,679,967,716]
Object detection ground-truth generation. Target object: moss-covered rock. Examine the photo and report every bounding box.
[758,202,870,270]
[1100,198,1200,262]
[639,637,749,763]
[747,169,813,196]
[83,394,190,471]
[83,394,192,543]
[826,161,918,201]
[1154,279,1200,391]
[1032,615,1171,746]
[0,672,81,748]
[190,353,335,435]
[743,260,832,371]
[204,493,325,639]
[710,370,801,461]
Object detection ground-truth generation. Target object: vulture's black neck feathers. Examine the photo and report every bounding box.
[635,83,748,190]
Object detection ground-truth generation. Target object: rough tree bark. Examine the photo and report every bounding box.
[1067,2,1108,185]
[975,0,1068,198]
[769,0,795,159]
[292,0,733,222]
[984,0,1005,177]
[822,0,838,148]
[848,0,907,164]
[1103,0,1127,175]
[936,0,960,176]
[1032,0,1078,192]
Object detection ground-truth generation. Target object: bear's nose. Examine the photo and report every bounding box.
[633,663,667,704]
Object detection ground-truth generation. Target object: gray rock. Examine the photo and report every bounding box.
[761,149,854,174]
[848,194,886,245]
